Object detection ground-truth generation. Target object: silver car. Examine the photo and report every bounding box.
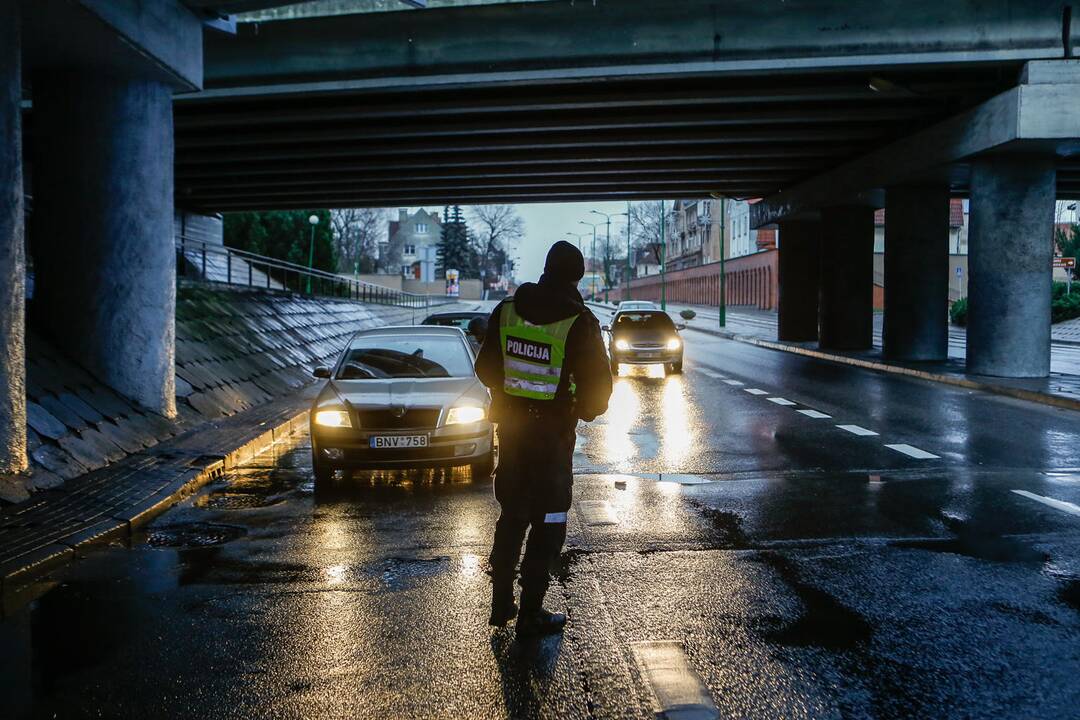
[309,326,495,483]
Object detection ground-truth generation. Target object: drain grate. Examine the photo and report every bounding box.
[197,491,282,510]
[147,522,246,548]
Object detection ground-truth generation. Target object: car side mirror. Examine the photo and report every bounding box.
[312,366,331,379]
[676,323,686,331]
[601,325,611,332]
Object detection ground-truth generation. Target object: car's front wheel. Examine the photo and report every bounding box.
[470,451,496,480]
[312,452,334,485]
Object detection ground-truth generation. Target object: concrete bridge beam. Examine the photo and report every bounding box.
[966,155,1056,378]
[30,73,177,417]
[882,185,950,362]
[0,3,27,474]
[818,206,875,351]
[777,219,820,342]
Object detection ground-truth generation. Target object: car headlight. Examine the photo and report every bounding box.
[314,410,352,428]
[666,338,681,350]
[614,339,630,351]
[446,405,486,425]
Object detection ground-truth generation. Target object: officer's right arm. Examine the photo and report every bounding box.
[474,303,504,391]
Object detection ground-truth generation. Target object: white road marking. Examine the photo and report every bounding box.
[797,409,832,419]
[1011,490,1080,517]
[631,641,718,720]
[701,370,727,379]
[885,443,940,459]
[658,473,711,485]
[837,424,878,436]
[578,500,619,526]
[767,397,796,406]
[722,379,744,386]
[744,388,769,395]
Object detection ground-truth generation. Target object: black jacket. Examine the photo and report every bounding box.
[476,275,612,424]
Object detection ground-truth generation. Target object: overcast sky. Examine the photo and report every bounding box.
[402,201,634,282]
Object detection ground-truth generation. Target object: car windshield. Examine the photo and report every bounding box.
[422,315,475,329]
[337,335,473,379]
[614,312,675,332]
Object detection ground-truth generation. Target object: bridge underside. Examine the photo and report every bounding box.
[173,0,1080,211]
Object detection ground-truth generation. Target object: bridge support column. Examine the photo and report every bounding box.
[777,220,820,342]
[0,4,27,473]
[882,186,950,361]
[967,155,1055,378]
[819,206,875,350]
[30,73,176,416]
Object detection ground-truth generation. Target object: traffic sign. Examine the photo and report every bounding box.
[955,266,963,277]
[1053,257,1076,269]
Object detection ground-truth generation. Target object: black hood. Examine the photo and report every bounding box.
[512,275,585,324]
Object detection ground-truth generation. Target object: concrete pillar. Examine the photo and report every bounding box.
[0,4,27,473]
[819,206,875,350]
[777,220,820,341]
[882,186,950,361]
[30,73,176,416]
[967,155,1056,378]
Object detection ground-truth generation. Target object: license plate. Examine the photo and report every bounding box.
[369,434,429,449]
[638,352,659,359]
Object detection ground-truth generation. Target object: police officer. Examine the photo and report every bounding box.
[475,241,613,636]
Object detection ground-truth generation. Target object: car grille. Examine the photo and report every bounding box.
[631,342,664,349]
[346,446,447,461]
[356,408,440,429]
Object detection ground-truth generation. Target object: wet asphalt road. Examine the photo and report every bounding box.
[3,321,1080,719]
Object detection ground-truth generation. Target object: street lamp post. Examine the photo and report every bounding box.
[591,210,628,302]
[306,213,319,294]
[580,220,602,299]
[566,231,588,250]
[659,200,667,311]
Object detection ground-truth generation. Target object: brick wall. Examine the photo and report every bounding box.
[605,249,778,310]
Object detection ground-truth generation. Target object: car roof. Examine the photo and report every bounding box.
[423,311,487,319]
[349,325,468,339]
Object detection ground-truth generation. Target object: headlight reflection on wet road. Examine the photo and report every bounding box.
[597,364,695,472]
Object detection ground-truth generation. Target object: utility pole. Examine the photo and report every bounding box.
[592,209,628,302]
[626,201,632,301]
[660,200,667,311]
[718,197,727,328]
[580,220,601,299]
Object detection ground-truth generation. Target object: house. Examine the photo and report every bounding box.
[384,208,442,280]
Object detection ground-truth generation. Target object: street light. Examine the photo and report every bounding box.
[566,231,588,250]
[580,220,602,299]
[591,210,628,302]
[306,214,319,294]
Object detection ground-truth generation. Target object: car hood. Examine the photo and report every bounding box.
[612,329,674,344]
[316,375,488,410]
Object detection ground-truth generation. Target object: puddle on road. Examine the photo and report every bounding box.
[146,522,247,549]
[367,556,453,591]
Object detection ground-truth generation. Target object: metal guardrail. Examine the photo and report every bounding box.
[176,236,455,310]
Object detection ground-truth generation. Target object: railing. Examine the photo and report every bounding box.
[176,236,454,310]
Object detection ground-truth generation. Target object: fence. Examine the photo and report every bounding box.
[603,249,778,310]
[176,236,454,310]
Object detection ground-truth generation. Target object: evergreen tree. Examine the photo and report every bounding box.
[436,205,472,279]
[223,210,336,273]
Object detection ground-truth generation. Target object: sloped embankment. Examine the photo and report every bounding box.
[13,285,424,499]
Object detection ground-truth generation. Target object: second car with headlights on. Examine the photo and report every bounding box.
[309,326,495,484]
[603,310,685,374]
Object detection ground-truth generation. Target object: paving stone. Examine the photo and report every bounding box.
[58,391,106,425]
[38,394,89,432]
[31,445,88,480]
[26,402,69,441]
[57,434,111,472]
[174,374,195,397]
[95,419,148,454]
[26,469,64,492]
[0,476,31,504]
[188,391,230,419]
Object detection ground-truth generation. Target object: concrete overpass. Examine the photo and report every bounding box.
[2,0,1080,479]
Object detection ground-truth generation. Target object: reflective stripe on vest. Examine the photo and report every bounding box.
[499,301,578,401]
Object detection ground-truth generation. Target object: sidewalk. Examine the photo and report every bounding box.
[595,302,1080,410]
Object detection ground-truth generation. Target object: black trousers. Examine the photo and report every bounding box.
[488,412,575,608]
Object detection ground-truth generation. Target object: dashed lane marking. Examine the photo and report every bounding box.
[631,641,719,720]
[578,500,619,526]
[837,424,879,436]
[744,388,769,395]
[1011,490,1080,517]
[701,370,727,379]
[885,443,940,459]
[722,379,744,386]
[797,409,832,419]
[767,397,797,406]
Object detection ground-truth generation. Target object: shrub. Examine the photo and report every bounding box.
[949,297,968,326]
[679,309,697,320]
[1052,281,1080,323]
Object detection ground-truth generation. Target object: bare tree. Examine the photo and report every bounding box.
[469,205,525,288]
[330,207,385,275]
[629,200,674,271]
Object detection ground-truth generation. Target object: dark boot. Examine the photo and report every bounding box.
[515,607,567,636]
[489,576,518,626]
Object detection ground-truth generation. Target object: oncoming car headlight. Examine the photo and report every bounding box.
[314,410,352,428]
[614,339,630,351]
[666,338,682,350]
[446,405,486,425]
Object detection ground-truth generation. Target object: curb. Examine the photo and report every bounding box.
[0,409,310,598]
[683,324,1080,413]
